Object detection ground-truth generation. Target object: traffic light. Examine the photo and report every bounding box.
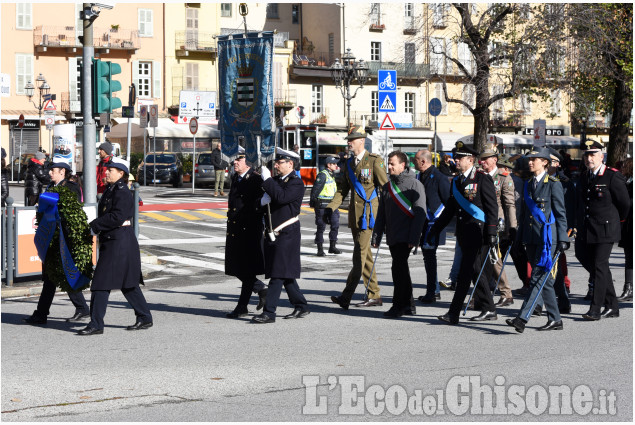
[92,58,122,114]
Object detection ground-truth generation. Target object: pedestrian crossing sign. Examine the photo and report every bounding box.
[380,114,396,130]
[378,92,396,112]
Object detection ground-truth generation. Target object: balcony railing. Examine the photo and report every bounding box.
[175,31,217,55]
[60,92,81,113]
[404,16,417,34]
[368,61,430,79]
[293,51,332,67]
[34,26,139,51]
[274,89,297,106]
[489,111,526,128]
[219,28,289,48]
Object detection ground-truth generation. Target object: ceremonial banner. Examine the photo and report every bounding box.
[217,31,275,165]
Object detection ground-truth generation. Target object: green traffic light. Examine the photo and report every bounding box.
[92,58,123,114]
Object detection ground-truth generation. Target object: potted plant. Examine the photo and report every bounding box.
[110,24,119,32]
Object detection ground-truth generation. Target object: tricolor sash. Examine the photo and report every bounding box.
[524,181,555,270]
[347,157,377,230]
[388,180,414,218]
[34,192,90,290]
[452,178,485,222]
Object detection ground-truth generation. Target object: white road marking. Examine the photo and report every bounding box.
[158,255,225,271]
[139,224,217,237]
[139,237,224,246]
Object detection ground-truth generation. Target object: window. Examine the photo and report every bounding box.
[371,42,381,62]
[491,84,504,117]
[434,83,448,115]
[186,8,198,49]
[15,53,33,95]
[292,4,299,24]
[266,4,279,19]
[545,45,565,79]
[430,37,446,74]
[458,42,475,75]
[405,3,414,17]
[138,9,153,37]
[370,3,381,25]
[371,91,378,120]
[518,4,531,19]
[462,84,475,115]
[404,93,415,116]
[519,94,531,114]
[404,3,415,31]
[470,3,478,15]
[133,60,162,99]
[551,90,561,116]
[404,43,415,63]
[220,3,232,17]
[75,3,83,39]
[16,3,32,29]
[68,57,82,111]
[311,85,323,114]
[432,3,449,27]
[490,41,509,68]
[186,63,199,90]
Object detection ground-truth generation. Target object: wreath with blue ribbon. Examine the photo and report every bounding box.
[35,186,93,292]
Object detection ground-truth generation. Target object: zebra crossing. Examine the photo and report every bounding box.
[138,205,317,223]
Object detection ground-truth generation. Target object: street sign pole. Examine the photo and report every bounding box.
[153,127,156,189]
[434,115,437,166]
[143,131,147,187]
[190,112,199,194]
[19,127,23,182]
[428,98,443,167]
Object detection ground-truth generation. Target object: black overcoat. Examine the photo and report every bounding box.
[225,168,265,277]
[262,173,304,279]
[89,178,142,290]
[417,165,450,245]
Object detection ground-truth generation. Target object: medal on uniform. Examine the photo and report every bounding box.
[361,168,371,182]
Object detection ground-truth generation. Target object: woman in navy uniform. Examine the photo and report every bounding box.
[225,149,267,318]
[574,140,630,320]
[427,141,499,325]
[251,149,309,323]
[506,147,569,333]
[77,158,153,335]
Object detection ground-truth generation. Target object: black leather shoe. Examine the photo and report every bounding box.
[77,326,103,336]
[355,297,383,307]
[331,295,349,311]
[505,317,526,333]
[257,288,268,311]
[126,321,153,330]
[600,308,619,318]
[582,310,601,321]
[438,313,459,325]
[463,299,476,310]
[470,310,498,321]
[22,314,47,325]
[383,307,403,318]
[226,307,249,318]
[537,320,563,331]
[251,313,275,324]
[532,305,543,317]
[495,297,514,307]
[66,312,90,322]
[439,279,455,289]
[284,308,310,319]
[418,293,440,304]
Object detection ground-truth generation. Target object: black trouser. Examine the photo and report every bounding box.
[448,242,495,317]
[35,278,89,318]
[422,246,440,296]
[577,242,617,313]
[314,207,340,245]
[389,243,413,309]
[510,239,529,287]
[263,278,308,318]
[236,276,266,307]
[88,286,152,330]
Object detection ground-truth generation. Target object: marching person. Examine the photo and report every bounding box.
[327,125,389,310]
[574,141,630,321]
[23,157,90,325]
[251,149,309,323]
[96,141,114,199]
[78,157,153,335]
[310,155,341,256]
[506,147,569,333]
[225,148,268,318]
[617,158,632,301]
[478,148,517,307]
[24,151,50,206]
[212,142,229,197]
[427,141,499,325]
[413,149,450,304]
[372,151,426,317]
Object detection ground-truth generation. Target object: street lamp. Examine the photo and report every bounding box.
[580,116,587,150]
[25,73,51,150]
[330,48,370,128]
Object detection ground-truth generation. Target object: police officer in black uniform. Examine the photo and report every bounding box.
[575,140,630,320]
[78,158,153,335]
[225,149,268,318]
[427,141,499,324]
[22,158,90,325]
[251,149,309,324]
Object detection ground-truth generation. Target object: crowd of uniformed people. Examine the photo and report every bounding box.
[18,125,633,333]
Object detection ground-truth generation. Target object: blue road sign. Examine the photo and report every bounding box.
[378,92,397,112]
[181,102,187,108]
[429,98,442,117]
[377,70,397,91]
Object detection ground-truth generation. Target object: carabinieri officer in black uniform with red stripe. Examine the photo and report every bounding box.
[427,141,499,325]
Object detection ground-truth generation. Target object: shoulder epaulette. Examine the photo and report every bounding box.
[548,175,559,182]
[499,169,510,176]
[609,167,619,172]
[369,153,381,158]
[476,169,487,174]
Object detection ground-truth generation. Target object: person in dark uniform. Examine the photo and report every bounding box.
[23,158,90,325]
[413,149,450,304]
[251,149,309,324]
[78,158,152,335]
[24,151,50,206]
[427,141,499,325]
[574,140,630,321]
[617,158,632,301]
[310,156,341,256]
[505,147,569,333]
[225,148,268,318]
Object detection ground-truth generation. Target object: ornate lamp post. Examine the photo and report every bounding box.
[25,73,51,150]
[330,48,370,128]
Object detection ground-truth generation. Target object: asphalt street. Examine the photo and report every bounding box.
[1,183,633,421]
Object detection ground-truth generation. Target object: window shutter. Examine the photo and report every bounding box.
[16,55,25,95]
[147,9,154,36]
[17,3,23,28]
[138,9,145,36]
[132,60,140,95]
[25,3,32,28]
[152,61,161,99]
[69,57,78,103]
[445,38,453,74]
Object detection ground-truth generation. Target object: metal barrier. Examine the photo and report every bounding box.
[133,183,140,238]
[3,197,14,286]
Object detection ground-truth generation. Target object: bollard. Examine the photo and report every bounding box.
[6,197,14,287]
[133,182,140,238]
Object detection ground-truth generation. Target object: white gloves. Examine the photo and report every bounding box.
[260,165,271,181]
[260,193,271,206]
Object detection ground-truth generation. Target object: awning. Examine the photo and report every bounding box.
[107,122,145,138]
[493,134,581,147]
[456,134,504,146]
[434,132,465,151]
[317,132,348,146]
[112,117,220,138]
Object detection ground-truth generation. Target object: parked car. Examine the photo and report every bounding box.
[193,151,230,188]
[137,152,184,187]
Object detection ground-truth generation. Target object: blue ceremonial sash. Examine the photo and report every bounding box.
[34,192,90,290]
[524,181,555,270]
[347,157,377,230]
[422,204,445,247]
[452,178,485,222]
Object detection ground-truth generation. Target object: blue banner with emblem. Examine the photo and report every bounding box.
[217,31,275,165]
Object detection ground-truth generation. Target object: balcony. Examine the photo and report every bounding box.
[34,26,139,53]
[219,28,289,48]
[60,92,81,113]
[367,61,430,80]
[403,16,417,35]
[489,111,526,130]
[175,31,218,57]
[369,23,385,32]
[274,89,297,108]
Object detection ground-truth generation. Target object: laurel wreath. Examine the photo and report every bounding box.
[36,186,93,292]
